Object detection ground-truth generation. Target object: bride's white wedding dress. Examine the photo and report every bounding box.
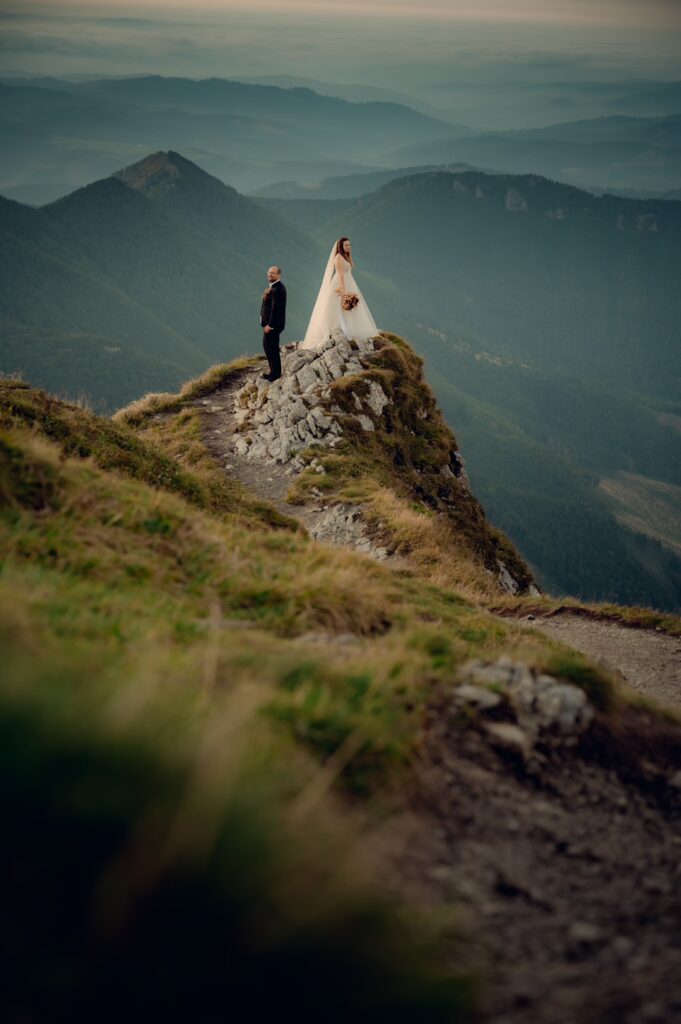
[300,243,379,350]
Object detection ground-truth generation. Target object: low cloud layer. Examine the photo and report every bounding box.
[1,2,679,94]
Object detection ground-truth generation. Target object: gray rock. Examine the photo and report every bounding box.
[365,380,389,417]
[296,365,318,393]
[278,438,296,463]
[288,398,307,424]
[252,407,272,425]
[284,354,312,375]
[524,677,593,735]
[483,722,529,756]
[312,359,331,384]
[344,358,364,375]
[315,336,337,355]
[306,411,320,437]
[460,658,594,744]
[310,406,333,431]
[355,414,375,432]
[322,348,345,380]
[247,440,267,461]
[462,661,514,689]
[496,560,521,595]
[453,683,503,711]
[355,336,376,354]
[336,339,354,361]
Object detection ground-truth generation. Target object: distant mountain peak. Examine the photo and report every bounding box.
[113,150,203,199]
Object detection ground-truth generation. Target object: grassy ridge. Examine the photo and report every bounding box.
[1,362,675,1018]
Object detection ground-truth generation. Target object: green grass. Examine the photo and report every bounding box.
[0,375,298,531]
[1,635,474,1022]
[2,350,678,1019]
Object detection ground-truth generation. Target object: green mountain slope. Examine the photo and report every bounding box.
[0,153,325,409]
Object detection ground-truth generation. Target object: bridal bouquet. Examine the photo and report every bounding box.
[341,292,360,311]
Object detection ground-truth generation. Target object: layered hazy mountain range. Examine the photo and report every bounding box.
[1,74,681,205]
[1,145,679,612]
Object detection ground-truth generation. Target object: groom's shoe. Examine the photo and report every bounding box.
[261,373,272,381]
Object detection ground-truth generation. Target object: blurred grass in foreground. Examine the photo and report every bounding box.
[1,364,657,1020]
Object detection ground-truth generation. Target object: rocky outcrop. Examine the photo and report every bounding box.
[204,331,535,592]
[229,332,383,470]
[453,656,594,758]
[505,188,528,213]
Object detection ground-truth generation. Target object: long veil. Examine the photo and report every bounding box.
[300,242,338,350]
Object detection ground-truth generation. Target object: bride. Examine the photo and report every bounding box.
[299,237,379,350]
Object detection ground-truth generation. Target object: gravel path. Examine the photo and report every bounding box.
[531,613,681,710]
[182,362,681,1023]
[194,355,408,563]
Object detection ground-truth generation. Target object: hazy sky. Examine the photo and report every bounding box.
[5,0,680,24]
[1,0,679,93]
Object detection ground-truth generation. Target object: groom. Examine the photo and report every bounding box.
[260,265,287,381]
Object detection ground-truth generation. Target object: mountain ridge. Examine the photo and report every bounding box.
[2,343,681,1022]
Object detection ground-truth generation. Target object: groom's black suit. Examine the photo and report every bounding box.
[260,279,287,380]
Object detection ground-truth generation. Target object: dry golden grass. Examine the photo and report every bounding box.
[137,406,301,532]
[114,357,259,427]
[361,484,501,602]
[490,591,681,637]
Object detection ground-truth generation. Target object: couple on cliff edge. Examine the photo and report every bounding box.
[259,236,379,382]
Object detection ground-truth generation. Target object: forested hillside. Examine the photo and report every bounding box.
[264,169,681,609]
[2,154,680,610]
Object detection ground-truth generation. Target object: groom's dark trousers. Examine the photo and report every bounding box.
[260,279,287,380]
[263,329,282,380]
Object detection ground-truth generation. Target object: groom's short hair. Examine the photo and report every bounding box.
[270,265,282,275]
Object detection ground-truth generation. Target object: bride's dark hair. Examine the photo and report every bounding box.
[335,237,353,266]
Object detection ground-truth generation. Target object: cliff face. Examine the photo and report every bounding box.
[121,332,535,600]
